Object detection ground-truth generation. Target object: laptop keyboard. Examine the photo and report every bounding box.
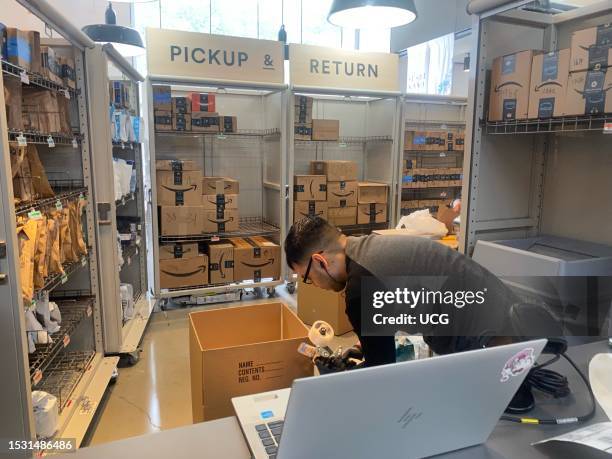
[255,420,284,458]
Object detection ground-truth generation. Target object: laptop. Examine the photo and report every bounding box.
[232,339,546,459]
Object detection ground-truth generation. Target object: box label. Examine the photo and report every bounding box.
[538,97,555,119]
[502,54,516,75]
[502,99,517,120]
[541,52,559,81]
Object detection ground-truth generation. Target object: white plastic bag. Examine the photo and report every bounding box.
[32,391,59,438]
[121,283,134,321]
[396,209,448,238]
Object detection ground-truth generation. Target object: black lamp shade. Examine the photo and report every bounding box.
[82,24,145,56]
[328,0,417,29]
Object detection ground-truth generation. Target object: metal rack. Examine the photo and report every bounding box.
[33,255,90,299]
[155,128,281,138]
[2,59,79,98]
[159,217,280,243]
[14,187,87,216]
[485,114,612,135]
[8,130,81,146]
[295,135,394,145]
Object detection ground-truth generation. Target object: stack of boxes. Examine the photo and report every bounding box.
[153,85,172,131]
[201,177,239,233]
[357,182,389,224]
[294,95,313,140]
[191,92,219,133]
[404,129,465,151]
[293,174,328,223]
[311,160,358,226]
[171,95,191,131]
[402,168,463,188]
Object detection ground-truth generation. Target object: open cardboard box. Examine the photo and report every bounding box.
[297,281,353,335]
[189,302,312,423]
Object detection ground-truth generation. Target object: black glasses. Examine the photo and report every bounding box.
[302,251,323,285]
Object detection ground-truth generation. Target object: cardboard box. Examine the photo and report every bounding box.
[202,209,239,233]
[357,203,388,224]
[528,49,571,119]
[294,175,327,201]
[159,242,199,261]
[312,119,340,141]
[357,182,388,204]
[328,206,357,226]
[232,237,281,282]
[202,177,239,196]
[192,112,220,132]
[156,159,199,171]
[157,170,202,206]
[191,92,216,113]
[207,241,234,284]
[172,113,192,131]
[159,206,203,236]
[564,69,612,116]
[294,123,312,140]
[160,255,208,290]
[570,23,612,73]
[6,28,40,72]
[153,85,172,111]
[189,302,311,422]
[202,193,239,211]
[489,50,534,121]
[297,281,353,335]
[59,56,76,89]
[326,181,357,208]
[295,95,313,124]
[311,160,358,182]
[40,46,62,84]
[219,116,237,133]
[172,96,192,114]
[154,110,172,131]
[293,201,328,223]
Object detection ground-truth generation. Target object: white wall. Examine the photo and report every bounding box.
[451,62,468,97]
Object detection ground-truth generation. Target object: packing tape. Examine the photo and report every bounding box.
[308,320,335,346]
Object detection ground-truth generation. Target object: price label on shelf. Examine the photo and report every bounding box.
[604,122,612,134]
[33,369,43,386]
[338,142,347,148]
[60,273,68,284]
[28,210,43,220]
[121,142,125,150]
[87,305,92,317]
[72,138,79,149]
[47,136,55,148]
[127,257,131,265]
[63,334,70,348]
[63,89,70,100]
[55,200,63,211]
[211,236,220,242]
[440,192,448,198]
[79,193,85,201]
[216,134,227,140]
[17,133,27,147]
[20,70,29,85]
[81,257,87,267]
[439,152,447,157]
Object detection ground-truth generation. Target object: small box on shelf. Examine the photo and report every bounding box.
[201,209,239,233]
[172,113,192,131]
[489,50,535,121]
[202,177,239,196]
[172,96,192,114]
[159,242,199,260]
[153,85,172,111]
[154,110,172,131]
[328,206,357,226]
[327,181,357,208]
[160,255,208,290]
[294,201,328,223]
[219,116,237,133]
[357,203,387,224]
[294,175,327,201]
[192,112,220,132]
[231,236,281,282]
[312,119,339,141]
[159,206,203,236]
[207,241,234,284]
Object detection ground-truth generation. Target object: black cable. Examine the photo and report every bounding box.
[500,352,597,425]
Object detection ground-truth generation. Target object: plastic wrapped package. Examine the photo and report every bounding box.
[396,209,448,238]
[31,391,58,439]
[4,76,23,130]
[70,201,87,256]
[48,211,64,275]
[49,301,61,325]
[17,218,38,304]
[113,159,122,201]
[33,216,48,289]
[27,145,55,198]
[59,207,74,263]
[25,308,52,346]
[35,292,60,334]
[120,283,134,321]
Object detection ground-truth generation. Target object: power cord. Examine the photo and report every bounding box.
[501,352,596,425]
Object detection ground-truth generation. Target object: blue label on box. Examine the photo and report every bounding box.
[403,175,414,183]
[7,36,31,63]
[260,411,274,419]
[413,135,426,145]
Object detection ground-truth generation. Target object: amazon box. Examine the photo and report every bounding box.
[189,302,311,422]
[153,85,172,111]
[328,206,357,226]
[173,113,192,131]
[156,159,199,171]
[564,69,612,116]
[154,110,172,131]
[294,123,312,141]
[191,92,216,113]
[192,112,220,132]
[312,119,339,141]
[202,209,239,233]
[528,49,570,119]
[160,206,203,236]
[160,255,208,290]
[327,181,357,208]
[157,170,202,206]
[294,201,328,223]
[357,203,387,224]
[294,175,327,201]
[295,95,313,124]
[202,177,239,196]
[6,28,40,72]
[297,281,353,335]
[172,96,191,114]
[311,160,358,182]
[489,50,534,121]
[202,193,239,211]
[357,182,388,204]
[219,116,237,133]
[570,23,612,72]
[159,242,199,261]
[232,237,281,282]
[207,241,234,284]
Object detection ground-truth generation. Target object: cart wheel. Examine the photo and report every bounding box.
[109,367,119,385]
[266,287,276,298]
[286,282,296,294]
[239,289,244,300]
[159,299,167,311]
[254,287,265,298]
[126,351,140,366]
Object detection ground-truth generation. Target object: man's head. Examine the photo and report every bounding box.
[284,217,348,292]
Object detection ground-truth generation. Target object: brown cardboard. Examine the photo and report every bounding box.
[294,123,312,140]
[528,49,570,119]
[202,193,239,211]
[489,50,534,121]
[159,242,199,260]
[328,206,357,226]
[326,181,357,208]
[436,205,460,234]
[189,302,311,422]
[293,201,328,223]
[202,177,240,195]
[153,85,172,111]
[172,113,192,131]
[192,112,220,132]
[156,170,202,206]
[40,46,62,84]
[312,119,340,141]
[564,69,612,116]
[59,56,76,89]
[191,92,216,113]
[310,160,358,182]
[219,116,238,133]
[297,281,353,335]
[232,237,281,282]
[160,255,208,289]
[207,242,234,284]
[357,203,387,224]
[172,96,191,114]
[156,159,199,171]
[570,23,612,72]
[294,175,327,201]
[295,95,313,124]
[154,110,172,131]
[6,29,40,72]
[202,209,239,233]
[160,206,203,236]
[357,182,388,204]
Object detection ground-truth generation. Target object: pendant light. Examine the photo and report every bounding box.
[82,2,145,57]
[328,0,418,29]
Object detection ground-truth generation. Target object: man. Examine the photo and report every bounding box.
[285,217,518,367]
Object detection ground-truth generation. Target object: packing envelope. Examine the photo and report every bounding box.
[589,353,612,420]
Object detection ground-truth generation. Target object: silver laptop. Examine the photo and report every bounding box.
[232,339,546,459]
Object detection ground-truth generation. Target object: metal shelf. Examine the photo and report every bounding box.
[116,191,136,208]
[29,297,94,387]
[8,129,81,146]
[159,217,280,243]
[404,150,464,155]
[338,222,390,236]
[160,279,284,299]
[36,350,96,413]
[155,128,281,138]
[295,135,393,145]
[403,183,463,189]
[113,140,140,150]
[15,186,87,217]
[485,114,612,135]
[2,59,79,97]
[34,254,89,299]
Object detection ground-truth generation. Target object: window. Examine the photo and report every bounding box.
[162,0,211,33]
[300,0,341,47]
[211,0,257,38]
[358,28,390,53]
[404,33,454,95]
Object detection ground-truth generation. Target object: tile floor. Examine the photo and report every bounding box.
[84,288,358,446]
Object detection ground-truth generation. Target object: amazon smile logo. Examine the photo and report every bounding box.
[161,184,198,192]
[495,81,523,91]
[241,259,275,268]
[534,81,563,91]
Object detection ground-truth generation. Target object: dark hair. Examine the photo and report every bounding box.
[284,216,341,269]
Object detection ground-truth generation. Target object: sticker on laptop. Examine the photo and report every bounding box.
[500,348,535,383]
[260,410,274,420]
